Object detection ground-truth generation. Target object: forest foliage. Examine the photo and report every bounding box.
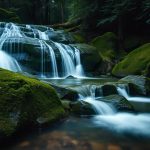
[0,0,149,38]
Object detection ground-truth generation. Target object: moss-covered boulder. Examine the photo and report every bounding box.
[0,68,65,139]
[112,43,150,77]
[91,32,118,61]
[90,32,123,74]
[71,32,86,43]
[0,8,21,23]
[101,95,134,112]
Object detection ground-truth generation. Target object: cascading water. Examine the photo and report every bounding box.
[77,85,116,115]
[0,50,22,72]
[53,42,84,78]
[0,22,22,72]
[0,22,84,78]
[117,85,150,103]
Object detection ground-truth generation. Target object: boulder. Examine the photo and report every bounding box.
[70,101,96,116]
[102,84,118,96]
[0,68,65,140]
[112,43,150,77]
[100,95,134,112]
[91,32,118,61]
[90,32,123,74]
[120,75,150,96]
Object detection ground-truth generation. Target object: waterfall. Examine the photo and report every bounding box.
[43,41,58,78]
[0,22,85,78]
[38,30,49,41]
[0,50,22,72]
[117,85,150,103]
[0,23,22,72]
[78,85,116,115]
[53,42,84,78]
[39,40,46,77]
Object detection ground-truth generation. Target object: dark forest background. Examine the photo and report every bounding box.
[0,0,150,46]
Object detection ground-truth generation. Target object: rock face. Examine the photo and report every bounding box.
[112,43,150,77]
[0,68,65,139]
[90,32,122,74]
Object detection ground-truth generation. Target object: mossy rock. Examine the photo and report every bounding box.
[102,84,118,96]
[0,8,21,23]
[101,95,134,112]
[71,32,86,43]
[91,32,118,61]
[112,43,150,77]
[0,68,65,139]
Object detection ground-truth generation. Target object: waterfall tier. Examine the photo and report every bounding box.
[0,22,84,78]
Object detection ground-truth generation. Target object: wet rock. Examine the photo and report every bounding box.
[120,75,150,96]
[100,94,134,112]
[47,83,78,101]
[70,101,96,116]
[102,84,118,96]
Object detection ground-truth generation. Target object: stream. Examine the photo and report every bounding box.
[4,78,150,150]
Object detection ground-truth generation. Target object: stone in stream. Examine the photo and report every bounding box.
[99,94,134,112]
[119,75,150,96]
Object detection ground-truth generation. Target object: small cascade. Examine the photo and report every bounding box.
[53,42,84,78]
[75,48,84,76]
[0,23,22,71]
[38,30,49,41]
[43,41,58,78]
[117,85,150,103]
[0,50,22,72]
[78,85,116,115]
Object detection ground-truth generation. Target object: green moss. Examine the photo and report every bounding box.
[0,68,65,138]
[71,32,86,43]
[91,32,118,61]
[112,43,150,77]
[0,8,21,23]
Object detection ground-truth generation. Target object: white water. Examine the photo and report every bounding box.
[0,50,22,72]
[78,85,116,115]
[0,23,22,72]
[93,113,150,136]
[53,42,84,78]
[117,86,150,103]
[43,41,58,78]
[38,30,49,41]
[75,84,150,137]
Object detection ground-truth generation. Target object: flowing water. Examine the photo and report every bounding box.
[0,22,84,78]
